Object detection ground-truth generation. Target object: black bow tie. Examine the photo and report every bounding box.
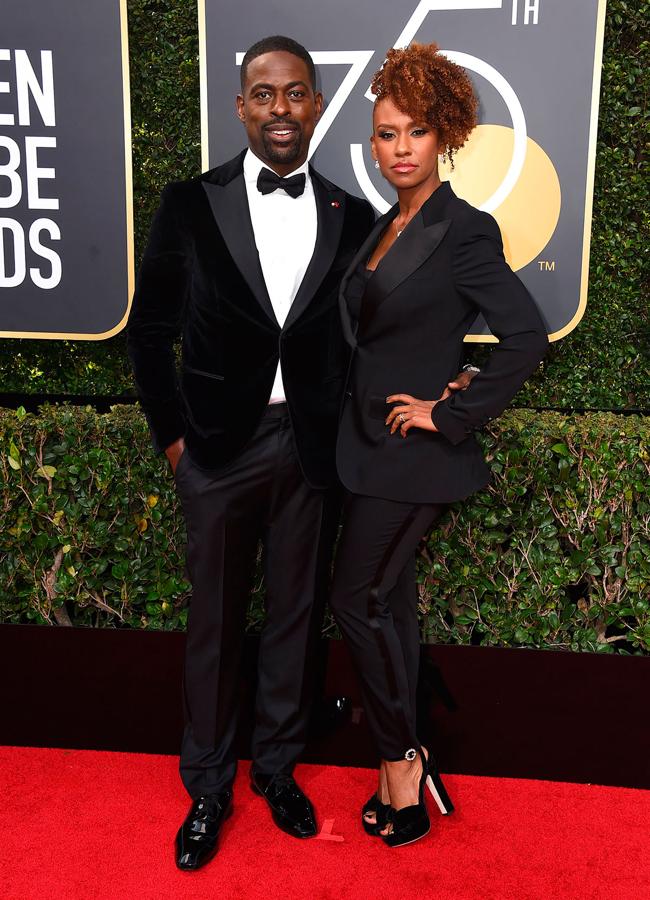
[257,167,306,198]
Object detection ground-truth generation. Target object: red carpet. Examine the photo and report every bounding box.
[0,748,648,899]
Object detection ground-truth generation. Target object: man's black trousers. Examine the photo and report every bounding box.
[174,403,334,798]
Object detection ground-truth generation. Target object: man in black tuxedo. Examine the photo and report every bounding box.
[127,35,375,869]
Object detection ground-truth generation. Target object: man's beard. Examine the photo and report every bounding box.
[261,126,304,165]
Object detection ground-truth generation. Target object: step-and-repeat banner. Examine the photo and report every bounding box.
[200,0,606,342]
[0,0,132,339]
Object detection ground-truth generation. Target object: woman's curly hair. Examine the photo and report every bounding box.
[370,43,478,164]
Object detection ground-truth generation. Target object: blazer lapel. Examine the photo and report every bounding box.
[359,212,451,334]
[283,172,345,330]
[202,175,278,326]
[338,206,397,348]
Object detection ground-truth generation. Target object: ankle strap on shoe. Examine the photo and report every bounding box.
[383,747,419,762]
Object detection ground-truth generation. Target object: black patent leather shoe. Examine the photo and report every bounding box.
[251,773,317,838]
[175,790,233,871]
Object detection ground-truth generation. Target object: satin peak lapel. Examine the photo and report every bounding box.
[202,177,278,325]
[338,207,396,348]
[284,175,345,330]
[359,213,451,333]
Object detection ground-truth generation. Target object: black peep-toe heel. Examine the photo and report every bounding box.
[382,748,454,848]
[361,793,391,836]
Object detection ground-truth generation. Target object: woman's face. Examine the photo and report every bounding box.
[371,97,442,191]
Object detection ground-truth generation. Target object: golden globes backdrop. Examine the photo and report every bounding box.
[200,0,607,342]
[0,0,132,340]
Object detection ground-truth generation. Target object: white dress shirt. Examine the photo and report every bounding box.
[243,149,317,403]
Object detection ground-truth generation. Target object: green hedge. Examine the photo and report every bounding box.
[2,405,648,654]
[0,0,647,407]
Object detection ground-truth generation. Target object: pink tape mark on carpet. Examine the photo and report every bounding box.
[316,818,344,842]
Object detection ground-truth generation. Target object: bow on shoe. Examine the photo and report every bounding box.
[256,167,306,198]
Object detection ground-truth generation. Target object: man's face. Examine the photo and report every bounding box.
[236,51,323,175]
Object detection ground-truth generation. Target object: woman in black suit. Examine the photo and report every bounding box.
[329,43,549,847]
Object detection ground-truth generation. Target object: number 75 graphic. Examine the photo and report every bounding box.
[236,1,528,213]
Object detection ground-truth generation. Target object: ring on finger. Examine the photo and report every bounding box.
[399,413,405,423]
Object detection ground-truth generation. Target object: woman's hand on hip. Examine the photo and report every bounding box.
[385,369,479,437]
[385,395,439,437]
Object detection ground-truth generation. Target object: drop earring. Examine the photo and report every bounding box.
[440,149,447,165]
[375,160,380,169]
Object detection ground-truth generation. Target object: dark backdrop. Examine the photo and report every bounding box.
[0,0,647,409]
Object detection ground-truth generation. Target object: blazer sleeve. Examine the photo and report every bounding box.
[126,183,190,454]
[430,211,549,445]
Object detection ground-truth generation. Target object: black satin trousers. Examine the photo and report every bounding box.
[174,403,335,798]
[330,494,448,761]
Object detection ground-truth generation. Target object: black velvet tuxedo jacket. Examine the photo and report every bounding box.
[336,181,549,504]
[127,150,375,487]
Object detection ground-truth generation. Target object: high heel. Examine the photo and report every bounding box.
[382,748,453,848]
[361,793,391,835]
[426,759,454,817]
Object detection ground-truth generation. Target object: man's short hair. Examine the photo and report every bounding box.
[240,35,317,91]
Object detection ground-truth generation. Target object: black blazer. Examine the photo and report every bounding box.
[127,150,375,487]
[336,181,549,504]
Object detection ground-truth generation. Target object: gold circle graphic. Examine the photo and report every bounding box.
[439,124,562,271]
